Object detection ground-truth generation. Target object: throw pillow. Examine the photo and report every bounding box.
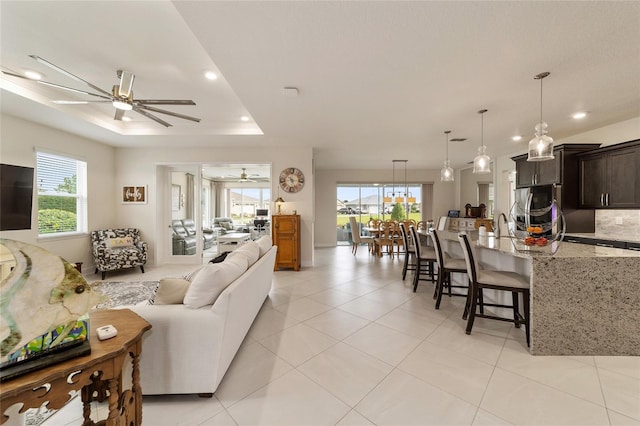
[107,236,134,248]
[183,260,246,308]
[221,222,233,230]
[233,241,260,265]
[225,251,249,270]
[150,278,190,305]
[256,236,273,257]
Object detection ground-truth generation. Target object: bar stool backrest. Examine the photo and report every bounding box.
[430,230,445,268]
[457,233,480,284]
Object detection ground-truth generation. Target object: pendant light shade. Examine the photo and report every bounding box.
[473,109,491,174]
[440,130,454,182]
[528,72,554,162]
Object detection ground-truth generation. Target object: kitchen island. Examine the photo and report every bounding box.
[436,230,640,356]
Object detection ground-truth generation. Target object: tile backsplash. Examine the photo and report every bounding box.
[596,210,640,240]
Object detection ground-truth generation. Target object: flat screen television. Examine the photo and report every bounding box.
[0,163,35,231]
[256,209,268,217]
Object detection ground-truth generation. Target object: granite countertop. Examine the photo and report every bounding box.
[436,230,640,259]
[565,233,640,244]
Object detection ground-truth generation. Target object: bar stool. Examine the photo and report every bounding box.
[409,225,437,293]
[457,233,531,346]
[399,223,416,280]
[430,230,469,310]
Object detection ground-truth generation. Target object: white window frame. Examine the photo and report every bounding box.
[36,150,88,239]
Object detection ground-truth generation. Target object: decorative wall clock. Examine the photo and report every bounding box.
[279,167,305,193]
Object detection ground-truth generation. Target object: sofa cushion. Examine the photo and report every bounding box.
[183,260,247,308]
[221,221,233,230]
[151,278,190,305]
[256,236,273,257]
[107,236,134,248]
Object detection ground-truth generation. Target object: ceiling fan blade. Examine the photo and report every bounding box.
[135,99,196,105]
[29,55,112,97]
[136,105,201,123]
[133,106,172,127]
[114,109,125,121]
[52,100,111,104]
[2,70,111,100]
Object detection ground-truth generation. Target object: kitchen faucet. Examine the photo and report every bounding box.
[494,213,509,238]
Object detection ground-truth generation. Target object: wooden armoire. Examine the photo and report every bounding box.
[272,214,300,271]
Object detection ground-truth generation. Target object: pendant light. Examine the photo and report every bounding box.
[473,109,491,174]
[440,130,454,182]
[527,72,554,161]
[383,160,394,203]
[405,160,416,203]
[393,160,405,203]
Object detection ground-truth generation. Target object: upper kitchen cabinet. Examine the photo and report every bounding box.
[579,140,640,208]
[512,144,599,188]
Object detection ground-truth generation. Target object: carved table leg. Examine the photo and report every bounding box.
[131,349,143,425]
[106,377,120,425]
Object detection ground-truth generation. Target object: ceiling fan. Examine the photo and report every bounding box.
[229,168,269,183]
[1,55,200,127]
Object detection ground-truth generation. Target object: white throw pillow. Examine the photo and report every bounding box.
[256,236,273,257]
[183,261,246,308]
[233,241,260,265]
[151,278,190,305]
[225,251,249,270]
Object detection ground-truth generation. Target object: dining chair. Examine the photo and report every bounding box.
[457,233,531,346]
[349,216,374,255]
[416,220,428,231]
[399,223,416,280]
[374,221,396,257]
[409,225,437,292]
[430,230,468,309]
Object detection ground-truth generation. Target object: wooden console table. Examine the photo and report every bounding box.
[0,309,151,425]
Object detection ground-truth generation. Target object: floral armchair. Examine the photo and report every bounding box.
[90,228,147,280]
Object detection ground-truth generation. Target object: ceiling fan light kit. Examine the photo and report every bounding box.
[2,55,201,127]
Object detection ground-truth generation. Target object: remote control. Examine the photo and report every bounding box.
[97,325,118,341]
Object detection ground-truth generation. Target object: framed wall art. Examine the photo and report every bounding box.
[122,185,147,204]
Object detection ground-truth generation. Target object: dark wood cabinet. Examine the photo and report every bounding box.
[514,151,561,187]
[272,214,301,271]
[512,144,600,233]
[578,140,640,208]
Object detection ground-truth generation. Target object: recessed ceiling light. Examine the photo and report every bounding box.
[512,135,522,141]
[240,115,250,122]
[572,111,587,119]
[204,71,218,80]
[24,70,42,80]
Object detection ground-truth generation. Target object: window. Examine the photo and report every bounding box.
[336,183,426,244]
[228,187,271,224]
[36,151,87,236]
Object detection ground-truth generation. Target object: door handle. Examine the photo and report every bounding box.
[600,193,604,206]
[606,193,610,206]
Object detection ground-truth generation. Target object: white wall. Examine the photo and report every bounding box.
[0,114,116,267]
[113,146,315,267]
[314,168,457,247]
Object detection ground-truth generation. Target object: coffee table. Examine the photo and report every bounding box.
[217,232,251,253]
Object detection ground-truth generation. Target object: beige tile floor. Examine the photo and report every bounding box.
[42,246,639,425]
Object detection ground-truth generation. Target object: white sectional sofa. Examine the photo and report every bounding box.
[130,238,276,395]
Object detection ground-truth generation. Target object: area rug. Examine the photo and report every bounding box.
[91,280,159,309]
